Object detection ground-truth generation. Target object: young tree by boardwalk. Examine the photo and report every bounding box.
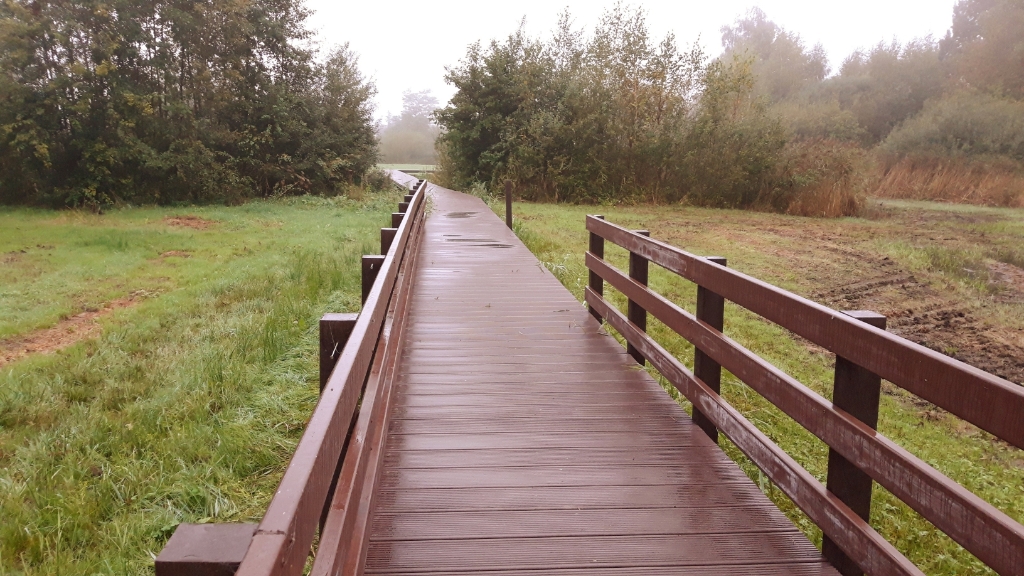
[434,6,787,208]
[0,0,377,207]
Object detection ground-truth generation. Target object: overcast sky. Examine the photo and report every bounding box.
[302,1,959,120]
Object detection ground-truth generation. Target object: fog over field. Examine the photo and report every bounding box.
[304,0,957,119]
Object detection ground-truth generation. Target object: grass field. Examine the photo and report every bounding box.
[3,185,1023,574]
[0,190,400,573]
[499,196,1024,575]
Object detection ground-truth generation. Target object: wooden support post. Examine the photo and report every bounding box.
[156,523,256,576]
[398,201,409,213]
[627,230,651,365]
[381,228,397,255]
[587,215,606,322]
[823,310,887,576]
[692,256,727,443]
[362,255,385,305]
[404,194,414,203]
[391,212,404,228]
[319,313,358,392]
[505,181,513,229]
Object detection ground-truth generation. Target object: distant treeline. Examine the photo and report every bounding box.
[378,90,440,165]
[436,0,1024,214]
[0,0,378,207]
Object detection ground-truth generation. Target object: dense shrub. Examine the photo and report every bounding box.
[824,40,948,144]
[771,99,865,142]
[0,0,377,207]
[882,91,1024,161]
[777,139,867,217]
[436,7,806,210]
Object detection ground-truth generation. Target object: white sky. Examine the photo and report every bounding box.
[303,1,958,120]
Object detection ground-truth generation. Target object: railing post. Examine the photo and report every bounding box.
[319,313,358,392]
[823,310,887,576]
[398,201,409,214]
[404,194,413,203]
[381,228,397,255]
[627,230,650,365]
[587,215,605,322]
[391,212,404,228]
[692,256,727,443]
[155,523,256,576]
[505,181,513,229]
[362,255,385,304]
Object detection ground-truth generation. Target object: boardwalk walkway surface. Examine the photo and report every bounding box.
[366,180,839,575]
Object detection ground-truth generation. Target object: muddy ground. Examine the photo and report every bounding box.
[643,200,1024,384]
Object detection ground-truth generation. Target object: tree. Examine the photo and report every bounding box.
[0,0,378,206]
[435,5,788,206]
[720,8,829,102]
[434,22,548,189]
[379,90,441,164]
[826,39,947,143]
[942,0,1024,99]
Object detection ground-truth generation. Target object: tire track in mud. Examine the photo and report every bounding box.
[718,220,1024,386]
[811,271,1024,385]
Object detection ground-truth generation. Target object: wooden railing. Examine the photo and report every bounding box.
[155,180,429,576]
[584,215,1024,576]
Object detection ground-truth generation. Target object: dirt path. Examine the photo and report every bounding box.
[0,296,141,368]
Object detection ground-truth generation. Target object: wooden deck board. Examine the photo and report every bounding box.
[363,185,836,574]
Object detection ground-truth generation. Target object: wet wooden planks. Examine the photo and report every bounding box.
[364,185,837,575]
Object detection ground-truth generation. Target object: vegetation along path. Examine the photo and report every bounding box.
[0,191,404,574]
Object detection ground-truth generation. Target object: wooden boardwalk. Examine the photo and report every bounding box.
[364,184,839,575]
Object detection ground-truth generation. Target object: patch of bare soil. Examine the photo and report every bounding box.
[814,273,1024,384]
[158,250,192,258]
[0,294,144,368]
[164,215,217,230]
[682,213,1024,385]
[990,261,1024,301]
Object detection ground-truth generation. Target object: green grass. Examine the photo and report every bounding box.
[0,191,401,574]
[498,197,1024,575]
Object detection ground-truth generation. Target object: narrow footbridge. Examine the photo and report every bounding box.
[158,175,1024,576]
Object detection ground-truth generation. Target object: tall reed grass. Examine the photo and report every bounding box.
[872,156,1024,207]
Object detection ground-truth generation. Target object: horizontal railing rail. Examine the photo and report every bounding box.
[155,179,428,576]
[585,215,1024,576]
[307,185,425,576]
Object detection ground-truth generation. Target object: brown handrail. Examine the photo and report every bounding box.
[309,186,425,575]
[587,217,1024,450]
[585,215,1024,576]
[232,180,428,576]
